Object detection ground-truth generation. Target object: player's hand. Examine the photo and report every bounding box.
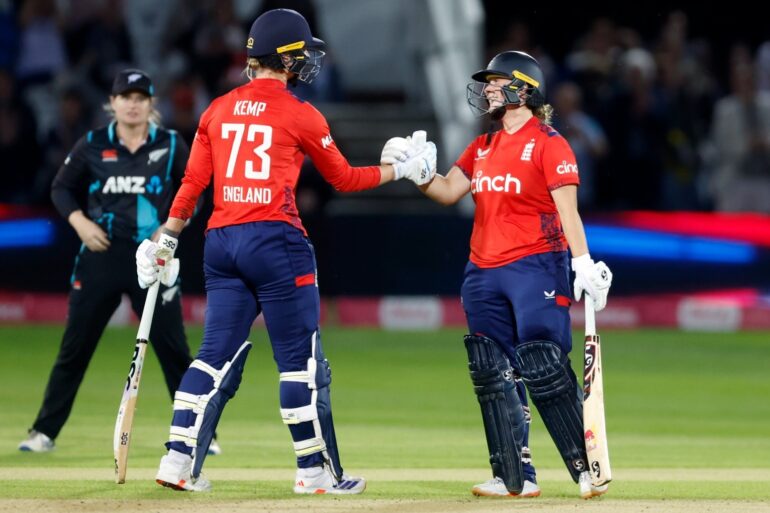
[136,237,180,289]
[381,129,430,165]
[380,136,413,165]
[392,131,437,185]
[73,217,111,252]
[394,142,437,185]
[572,254,612,311]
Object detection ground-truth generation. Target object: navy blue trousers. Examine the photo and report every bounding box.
[461,251,574,482]
[168,221,326,467]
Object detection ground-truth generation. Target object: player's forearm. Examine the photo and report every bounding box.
[169,181,205,221]
[161,218,185,238]
[67,209,89,230]
[420,175,454,205]
[379,165,396,185]
[561,210,589,257]
[419,168,468,206]
[552,185,589,257]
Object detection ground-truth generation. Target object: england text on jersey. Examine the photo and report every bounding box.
[223,185,272,204]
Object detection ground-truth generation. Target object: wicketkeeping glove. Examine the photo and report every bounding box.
[572,253,612,311]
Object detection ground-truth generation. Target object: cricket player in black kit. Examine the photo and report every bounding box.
[18,69,211,453]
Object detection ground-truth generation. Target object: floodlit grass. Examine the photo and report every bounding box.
[1,325,769,501]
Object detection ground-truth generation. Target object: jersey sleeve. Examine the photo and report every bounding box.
[50,135,90,220]
[169,110,214,220]
[539,133,581,190]
[297,104,381,192]
[455,137,481,179]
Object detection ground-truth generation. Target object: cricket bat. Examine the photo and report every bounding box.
[114,280,160,484]
[583,299,612,486]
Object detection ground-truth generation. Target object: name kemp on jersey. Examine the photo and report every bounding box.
[233,100,267,116]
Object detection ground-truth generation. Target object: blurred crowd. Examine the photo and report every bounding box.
[491,12,770,213]
[2,1,770,213]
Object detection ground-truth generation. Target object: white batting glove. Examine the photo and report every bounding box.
[155,233,178,264]
[381,136,412,165]
[572,253,613,311]
[394,141,437,185]
[136,237,180,289]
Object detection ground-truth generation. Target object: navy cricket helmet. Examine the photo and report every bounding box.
[466,51,546,117]
[246,8,326,84]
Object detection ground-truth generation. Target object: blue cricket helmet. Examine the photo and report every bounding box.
[246,9,326,84]
[246,8,325,57]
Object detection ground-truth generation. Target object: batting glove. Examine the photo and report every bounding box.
[394,141,437,185]
[380,136,412,165]
[572,253,612,311]
[381,129,430,166]
[136,237,180,289]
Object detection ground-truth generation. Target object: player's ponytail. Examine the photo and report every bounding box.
[533,104,554,125]
[244,57,260,80]
[244,55,287,80]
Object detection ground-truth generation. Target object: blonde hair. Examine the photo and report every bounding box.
[244,57,260,80]
[102,97,162,125]
[532,103,554,125]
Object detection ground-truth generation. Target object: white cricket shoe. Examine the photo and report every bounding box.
[471,476,541,497]
[207,439,222,456]
[579,471,609,499]
[293,464,366,495]
[155,450,211,492]
[18,430,55,452]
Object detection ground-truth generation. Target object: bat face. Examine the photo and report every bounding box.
[583,333,612,486]
[583,335,598,398]
[114,339,148,484]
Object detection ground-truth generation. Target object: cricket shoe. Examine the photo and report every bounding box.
[207,439,222,456]
[293,464,366,495]
[471,476,541,497]
[155,450,211,492]
[579,471,608,499]
[18,430,55,452]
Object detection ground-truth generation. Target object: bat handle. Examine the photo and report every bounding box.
[137,281,160,341]
[584,298,596,337]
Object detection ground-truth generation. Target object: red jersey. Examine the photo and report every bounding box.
[455,116,580,268]
[169,78,381,233]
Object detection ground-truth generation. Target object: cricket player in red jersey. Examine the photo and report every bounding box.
[401,51,613,499]
[134,8,436,494]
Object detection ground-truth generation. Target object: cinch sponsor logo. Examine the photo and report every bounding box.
[470,170,521,194]
[102,176,146,194]
[321,134,333,149]
[556,160,579,174]
[233,100,267,116]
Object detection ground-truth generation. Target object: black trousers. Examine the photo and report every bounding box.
[32,240,193,440]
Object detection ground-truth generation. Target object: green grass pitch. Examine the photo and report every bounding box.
[0,324,769,508]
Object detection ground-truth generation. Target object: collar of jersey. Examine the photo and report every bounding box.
[502,115,539,136]
[248,78,288,89]
[107,121,158,145]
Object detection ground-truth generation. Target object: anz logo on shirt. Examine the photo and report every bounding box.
[101,175,163,195]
